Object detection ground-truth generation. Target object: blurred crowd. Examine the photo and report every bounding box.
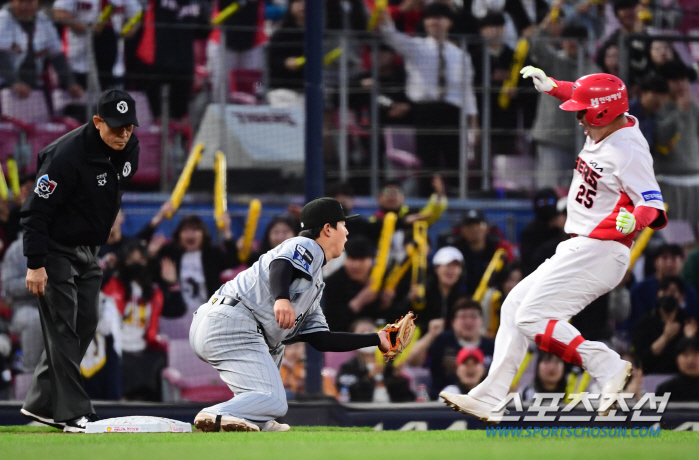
[1,0,699,196]
[0,175,697,405]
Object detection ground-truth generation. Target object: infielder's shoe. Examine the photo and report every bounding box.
[261,420,290,432]
[194,411,260,432]
[598,360,633,416]
[63,414,99,433]
[20,408,65,430]
[439,392,504,425]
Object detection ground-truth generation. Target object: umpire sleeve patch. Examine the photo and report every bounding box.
[292,244,314,271]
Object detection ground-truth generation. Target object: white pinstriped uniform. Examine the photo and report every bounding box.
[189,237,329,425]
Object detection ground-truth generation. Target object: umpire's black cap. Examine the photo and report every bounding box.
[300,198,359,229]
[98,89,139,128]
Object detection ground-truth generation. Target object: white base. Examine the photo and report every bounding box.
[85,416,192,434]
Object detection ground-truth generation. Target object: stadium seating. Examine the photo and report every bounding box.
[660,220,696,246]
[12,373,33,401]
[161,339,233,402]
[228,70,263,105]
[493,155,536,191]
[0,89,80,173]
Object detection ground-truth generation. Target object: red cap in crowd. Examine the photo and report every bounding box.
[456,347,484,366]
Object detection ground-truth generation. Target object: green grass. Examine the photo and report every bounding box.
[0,426,697,460]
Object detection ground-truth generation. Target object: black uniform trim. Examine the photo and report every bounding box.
[284,331,380,352]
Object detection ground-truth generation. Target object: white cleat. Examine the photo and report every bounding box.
[194,411,260,432]
[598,361,633,416]
[261,420,290,432]
[439,392,504,425]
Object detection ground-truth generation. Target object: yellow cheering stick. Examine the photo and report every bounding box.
[167,143,204,218]
[510,349,533,388]
[214,151,227,230]
[294,48,343,68]
[383,242,417,292]
[370,212,397,292]
[97,5,113,24]
[239,199,262,264]
[121,11,143,35]
[550,5,560,23]
[411,221,429,310]
[472,247,507,303]
[211,2,240,25]
[0,165,8,201]
[6,157,20,203]
[498,38,529,110]
[367,0,387,31]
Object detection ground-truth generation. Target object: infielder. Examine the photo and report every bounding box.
[441,67,668,421]
[189,198,392,432]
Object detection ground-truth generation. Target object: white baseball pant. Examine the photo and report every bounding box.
[469,236,629,406]
[189,301,287,426]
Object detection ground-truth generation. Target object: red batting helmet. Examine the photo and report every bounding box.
[559,73,629,126]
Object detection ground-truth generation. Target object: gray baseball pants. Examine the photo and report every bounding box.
[189,300,287,426]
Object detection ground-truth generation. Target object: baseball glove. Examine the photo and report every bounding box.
[381,312,416,361]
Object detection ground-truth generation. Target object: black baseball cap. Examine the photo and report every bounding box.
[300,197,359,229]
[462,209,486,225]
[97,89,139,128]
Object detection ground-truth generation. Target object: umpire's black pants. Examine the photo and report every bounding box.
[23,239,102,422]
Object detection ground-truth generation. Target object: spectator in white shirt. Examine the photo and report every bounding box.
[53,0,142,90]
[380,3,478,196]
[0,0,83,99]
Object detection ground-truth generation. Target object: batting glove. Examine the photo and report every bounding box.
[520,65,558,93]
[616,207,636,235]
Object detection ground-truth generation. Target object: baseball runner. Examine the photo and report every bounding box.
[189,198,415,432]
[441,68,668,421]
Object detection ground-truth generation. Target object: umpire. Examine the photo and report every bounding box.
[20,89,140,433]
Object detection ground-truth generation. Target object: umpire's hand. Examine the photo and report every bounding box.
[26,268,48,297]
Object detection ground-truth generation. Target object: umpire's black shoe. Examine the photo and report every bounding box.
[20,408,66,430]
[63,414,100,433]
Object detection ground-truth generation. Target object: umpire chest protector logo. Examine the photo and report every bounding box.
[35,174,57,199]
[293,244,314,271]
[123,162,132,177]
[117,101,128,113]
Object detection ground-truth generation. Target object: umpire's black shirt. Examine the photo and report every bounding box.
[21,122,140,269]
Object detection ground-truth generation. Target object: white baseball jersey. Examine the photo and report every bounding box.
[217,236,329,349]
[0,8,63,87]
[564,115,665,245]
[53,0,142,74]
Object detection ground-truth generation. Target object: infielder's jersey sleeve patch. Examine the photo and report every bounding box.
[292,244,314,272]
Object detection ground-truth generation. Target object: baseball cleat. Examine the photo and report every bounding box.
[261,420,290,432]
[439,392,504,425]
[20,409,66,430]
[63,414,99,433]
[598,360,633,416]
[194,411,260,432]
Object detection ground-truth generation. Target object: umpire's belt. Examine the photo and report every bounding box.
[209,295,239,307]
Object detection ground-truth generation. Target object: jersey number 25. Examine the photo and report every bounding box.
[575,184,596,209]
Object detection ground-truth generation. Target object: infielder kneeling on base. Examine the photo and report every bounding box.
[190,198,411,432]
[441,68,668,422]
